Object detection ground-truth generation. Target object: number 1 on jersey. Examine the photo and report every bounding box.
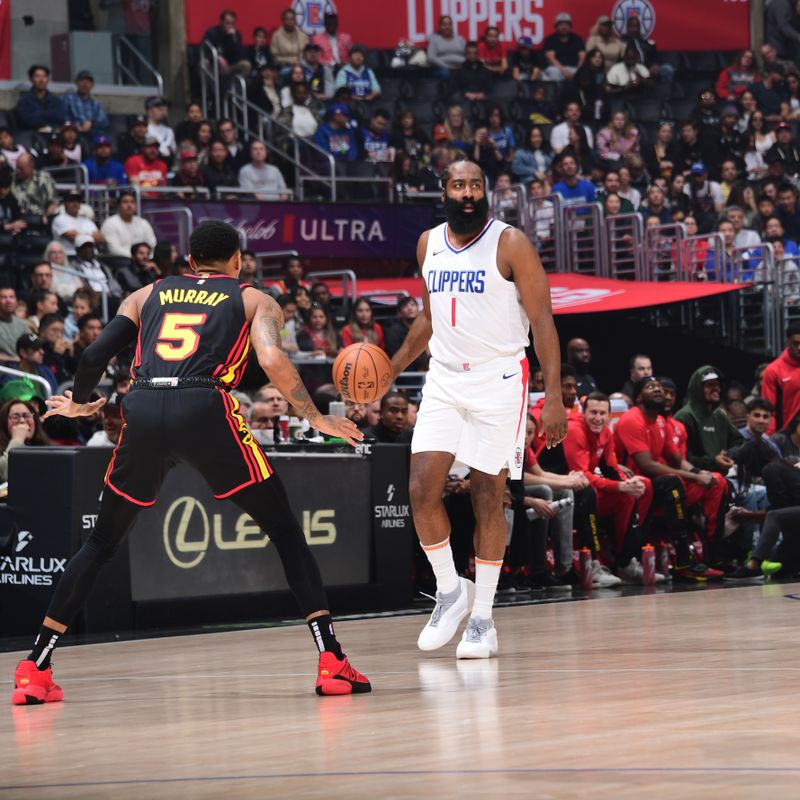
[451,297,456,327]
[155,312,208,361]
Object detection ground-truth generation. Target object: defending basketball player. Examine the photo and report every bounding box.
[391,159,567,658]
[11,221,371,704]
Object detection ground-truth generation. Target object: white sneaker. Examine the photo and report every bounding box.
[618,558,667,584]
[591,560,622,588]
[456,616,499,659]
[417,577,475,651]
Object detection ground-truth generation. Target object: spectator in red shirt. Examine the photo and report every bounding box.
[341,297,385,350]
[762,321,800,434]
[614,376,726,581]
[124,136,167,190]
[565,392,658,582]
[477,26,508,77]
[660,377,688,459]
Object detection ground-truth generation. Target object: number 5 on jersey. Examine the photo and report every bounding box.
[155,313,208,361]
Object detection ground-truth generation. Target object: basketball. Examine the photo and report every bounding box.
[332,343,394,403]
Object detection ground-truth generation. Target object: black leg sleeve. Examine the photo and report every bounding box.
[573,486,599,557]
[650,475,691,562]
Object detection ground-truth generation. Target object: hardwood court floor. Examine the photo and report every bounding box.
[2,584,800,799]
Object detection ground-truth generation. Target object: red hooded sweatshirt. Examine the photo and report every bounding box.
[762,348,800,434]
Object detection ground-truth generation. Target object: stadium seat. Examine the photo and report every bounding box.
[490,80,525,102]
[410,79,445,103]
[686,52,722,75]
[379,78,410,105]
[627,97,665,123]
[660,51,689,72]
[397,99,443,125]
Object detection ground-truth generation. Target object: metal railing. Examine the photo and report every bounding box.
[307,270,358,304]
[525,194,564,273]
[728,243,780,356]
[643,223,686,281]
[215,186,294,201]
[114,35,164,95]
[141,206,194,254]
[298,175,393,203]
[85,184,141,227]
[490,184,527,229]
[685,233,724,282]
[200,41,222,119]
[603,213,643,280]
[563,202,605,276]
[43,164,90,200]
[0,365,52,400]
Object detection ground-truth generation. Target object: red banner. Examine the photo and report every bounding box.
[0,0,9,80]
[185,0,750,52]
[326,274,747,315]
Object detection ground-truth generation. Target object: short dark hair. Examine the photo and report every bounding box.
[28,64,49,80]
[254,26,266,36]
[397,296,417,313]
[39,313,63,332]
[78,313,102,332]
[31,261,51,274]
[130,241,150,257]
[241,248,255,259]
[746,397,774,414]
[277,294,296,308]
[585,391,611,409]
[441,157,486,190]
[561,363,577,380]
[380,391,407,411]
[466,40,479,49]
[372,108,391,121]
[117,189,137,205]
[189,220,240,265]
[787,321,800,338]
[219,9,236,21]
[779,182,798,196]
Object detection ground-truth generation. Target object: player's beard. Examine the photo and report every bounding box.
[444,194,489,236]
[642,397,666,413]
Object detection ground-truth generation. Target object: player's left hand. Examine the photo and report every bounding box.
[539,397,568,449]
[43,389,106,420]
[316,414,365,447]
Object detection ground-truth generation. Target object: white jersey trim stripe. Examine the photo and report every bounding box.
[444,218,496,254]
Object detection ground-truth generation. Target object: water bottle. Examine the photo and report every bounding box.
[641,544,656,586]
[526,496,574,520]
[579,548,593,590]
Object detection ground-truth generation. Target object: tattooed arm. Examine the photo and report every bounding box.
[248,291,363,446]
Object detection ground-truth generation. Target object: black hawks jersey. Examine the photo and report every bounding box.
[132,273,252,387]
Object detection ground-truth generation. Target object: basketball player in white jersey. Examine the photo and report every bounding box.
[391,159,567,658]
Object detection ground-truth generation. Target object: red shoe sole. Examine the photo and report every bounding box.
[11,686,63,705]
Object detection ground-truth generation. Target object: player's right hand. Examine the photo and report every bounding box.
[316,414,365,447]
[539,397,568,449]
[43,389,107,420]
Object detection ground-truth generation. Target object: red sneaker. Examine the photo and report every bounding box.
[673,562,724,583]
[315,652,371,696]
[12,660,64,705]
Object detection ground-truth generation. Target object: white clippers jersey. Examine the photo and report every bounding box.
[422,219,530,367]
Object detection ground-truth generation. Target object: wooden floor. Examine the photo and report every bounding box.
[2,584,800,799]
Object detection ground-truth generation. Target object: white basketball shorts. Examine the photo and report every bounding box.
[411,354,530,479]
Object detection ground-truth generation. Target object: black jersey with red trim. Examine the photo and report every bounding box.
[132,274,252,387]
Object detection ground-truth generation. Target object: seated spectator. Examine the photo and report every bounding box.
[175,102,203,148]
[86,392,123,447]
[300,43,331,100]
[442,104,473,152]
[191,120,213,166]
[170,150,206,196]
[551,153,596,205]
[73,236,123,300]
[392,150,425,199]
[614,376,727,580]
[427,14,466,76]
[776,182,800,242]
[617,165,641,210]
[145,96,176,160]
[621,14,671,83]
[63,287,96,339]
[550,101,594,154]
[297,305,340,355]
[26,262,66,316]
[726,205,760,248]
[509,35,542,81]
[605,46,650,97]
[43,241,83,300]
[280,64,310,108]
[51,191,104,257]
[217,118,249,170]
[83,136,126,186]
[753,63,788,122]
[12,153,57,220]
[314,103,359,162]
[14,333,57,394]
[124,136,168,190]
[100,190,157,258]
[676,120,711,175]
[271,256,311,297]
[0,170,26,240]
[735,397,780,454]
[0,286,29,364]
[270,7,309,69]
[274,294,299,352]
[237,140,288,199]
[619,353,653,402]
[542,12,585,81]
[596,111,639,166]
[69,313,104,370]
[472,126,505,184]
[234,249,263,292]
[767,122,800,179]
[477,26,507,76]
[485,104,515,164]
[341,297,385,349]
[598,171,634,212]
[511,125,552,186]
[248,63,281,117]
[716,50,760,101]
[561,49,606,120]
[361,391,413,443]
[389,110,430,165]
[564,392,657,582]
[566,337,599,396]
[130,242,159,285]
[384,296,429,372]
[202,139,239,194]
[0,397,52,481]
[247,27,271,74]
[38,313,72,384]
[203,10,251,77]
[0,128,28,169]
[334,45,380,100]
[63,70,108,136]
[25,289,58,333]
[684,162,723,230]
[718,159,740,205]
[311,12,352,68]
[117,115,149,163]
[15,64,65,131]
[585,14,624,70]
[643,122,680,182]
[361,108,394,164]
[457,41,491,101]
[528,179,555,240]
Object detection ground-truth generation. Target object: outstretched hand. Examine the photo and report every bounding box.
[43,390,107,420]
[315,414,365,447]
[539,397,568,449]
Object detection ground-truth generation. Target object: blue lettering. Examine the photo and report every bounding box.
[427,268,486,294]
[465,273,474,292]
[474,270,485,292]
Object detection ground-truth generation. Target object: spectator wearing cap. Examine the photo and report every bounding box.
[457,41,491,101]
[311,12,352,67]
[84,136,126,185]
[766,121,800,177]
[73,238,123,299]
[12,153,57,220]
[270,7,310,69]
[605,46,651,97]
[237,140,288,200]
[203,10,251,78]
[427,15,466,77]
[586,15,624,71]
[300,43,332,100]
[716,106,746,171]
[124,136,168,190]
[0,288,31,362]
[39,132,72,169]
[145,96,176,159]
[63,70,109,135]
[765,0,800,61]
[100,190,156,257]
[171,150,206,196]
[510,36,542,82]
[86,392,124,447]
[716,50,760,102]
[57,122,82,163]
[117,115,149,162]
[314,104,359,162]
[14,333,57,395]
[753,62,789,122]
[0,128,27,170]
[684,161,723,230]
[51,191,103,256]
[477,26,508,77]
[15,64,65,131]
[334,45,380,100]
[542,13,586,82]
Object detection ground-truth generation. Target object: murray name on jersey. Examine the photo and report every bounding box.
[157,288,231,307]
[426,269,486,294]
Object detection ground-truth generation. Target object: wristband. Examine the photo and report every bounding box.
[690,467,701,474]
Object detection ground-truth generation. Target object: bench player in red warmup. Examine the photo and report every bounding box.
[391,158,567,658]
[12,220,371,703]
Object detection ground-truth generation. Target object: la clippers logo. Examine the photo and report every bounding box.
[514,447,522,469]
[293,0,338,35]
[612,0,656,39]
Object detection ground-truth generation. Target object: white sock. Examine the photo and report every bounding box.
[472,558,502,619]
[421,537,460,595]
